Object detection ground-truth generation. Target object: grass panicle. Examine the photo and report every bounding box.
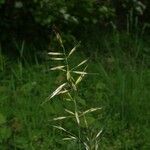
[45,31,103,149]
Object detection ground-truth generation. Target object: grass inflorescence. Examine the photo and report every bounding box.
[0,31,149,149]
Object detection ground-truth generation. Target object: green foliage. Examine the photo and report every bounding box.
[0,32,149,149]
[0,113,6,125]
[1,0,150,56]
[122,0,146,15]
[0,113,12,147]
[0,0,115,40]
[0,0,5,5]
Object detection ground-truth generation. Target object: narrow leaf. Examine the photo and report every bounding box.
[50,58,65,61]
[72,71,88,75]
[72,82,77,91]
[55,32,63,46]
[50,66,65,71]
[68,42,80,57]
[67,71,71,81]
[65,109,74,115]
[75,111,80,125]
[48,52,63,55]
[75,74,85,85]
[48,83,67,100]
[68,47,76,57]
[57,89,69,95]
[82,107,102,116]
[53,116,68,121]
[76,59,88,68]
[95,129,103,139]
[63,136,76,141]
[75,65,88,85]
[84,142,89,150]
[53,125,75,136]
[53,126,67,132]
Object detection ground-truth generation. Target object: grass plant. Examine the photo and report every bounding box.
[43,31,102,150]
[0,31,149,149]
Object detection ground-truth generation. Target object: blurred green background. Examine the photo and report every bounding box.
[0,0,150,149]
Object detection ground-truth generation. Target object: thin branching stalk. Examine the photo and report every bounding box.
[44,30,103,149]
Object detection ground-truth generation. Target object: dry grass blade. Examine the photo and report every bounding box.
[81,107,102,116]
[75,65,88,85]
[95,130,103,139]
[84,142,89,150]
[75,111,80,125]
[53,125,67,132]
[67,71,71,81]
[72,71,88,75]
[50,66,65,71]
[73,71,98,75]
[62,136,76,141]
[71,76,75,82]
[57,89,69,95]
[95,141,99,150]
[50,58,65,60]
[68,47,76,57]
[48,83,67,100]
[53,125,76,137]
[76,59,88,68]
[71,82,77,91]
[75,74,85,85]
[66,92,73,101]
[48,52,63,55]
[53,116,68,121]
[68,42,80,57]
[65,109,75,115]
[55,32,63,46]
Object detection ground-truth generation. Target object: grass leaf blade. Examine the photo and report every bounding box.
[48,83,67,100]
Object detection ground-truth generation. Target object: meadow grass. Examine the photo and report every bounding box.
[0,33,149,149]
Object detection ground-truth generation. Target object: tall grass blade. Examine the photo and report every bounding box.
[53,116,68,121]
[68,42,80,57]
[65,109,75,115]
[50,66,65,71]
[48,52,63,55]
[63,136,76,141]
[50,58,65,60]
[48,83,67,100]
[53,126,67,132]
[72,71,88,75]
[57,89,69,95]
[95,130,103,139]
[54,31,63,47]
[76,59,88,68]
[67,71,71,81]
[75,65,88,85]
[75,111,80,125]
[81,107,102,116]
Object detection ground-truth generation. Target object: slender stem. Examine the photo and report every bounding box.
[61,43,70,74]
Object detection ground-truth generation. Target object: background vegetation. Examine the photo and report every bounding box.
[0,0,150,52]
[0,0,150,149]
